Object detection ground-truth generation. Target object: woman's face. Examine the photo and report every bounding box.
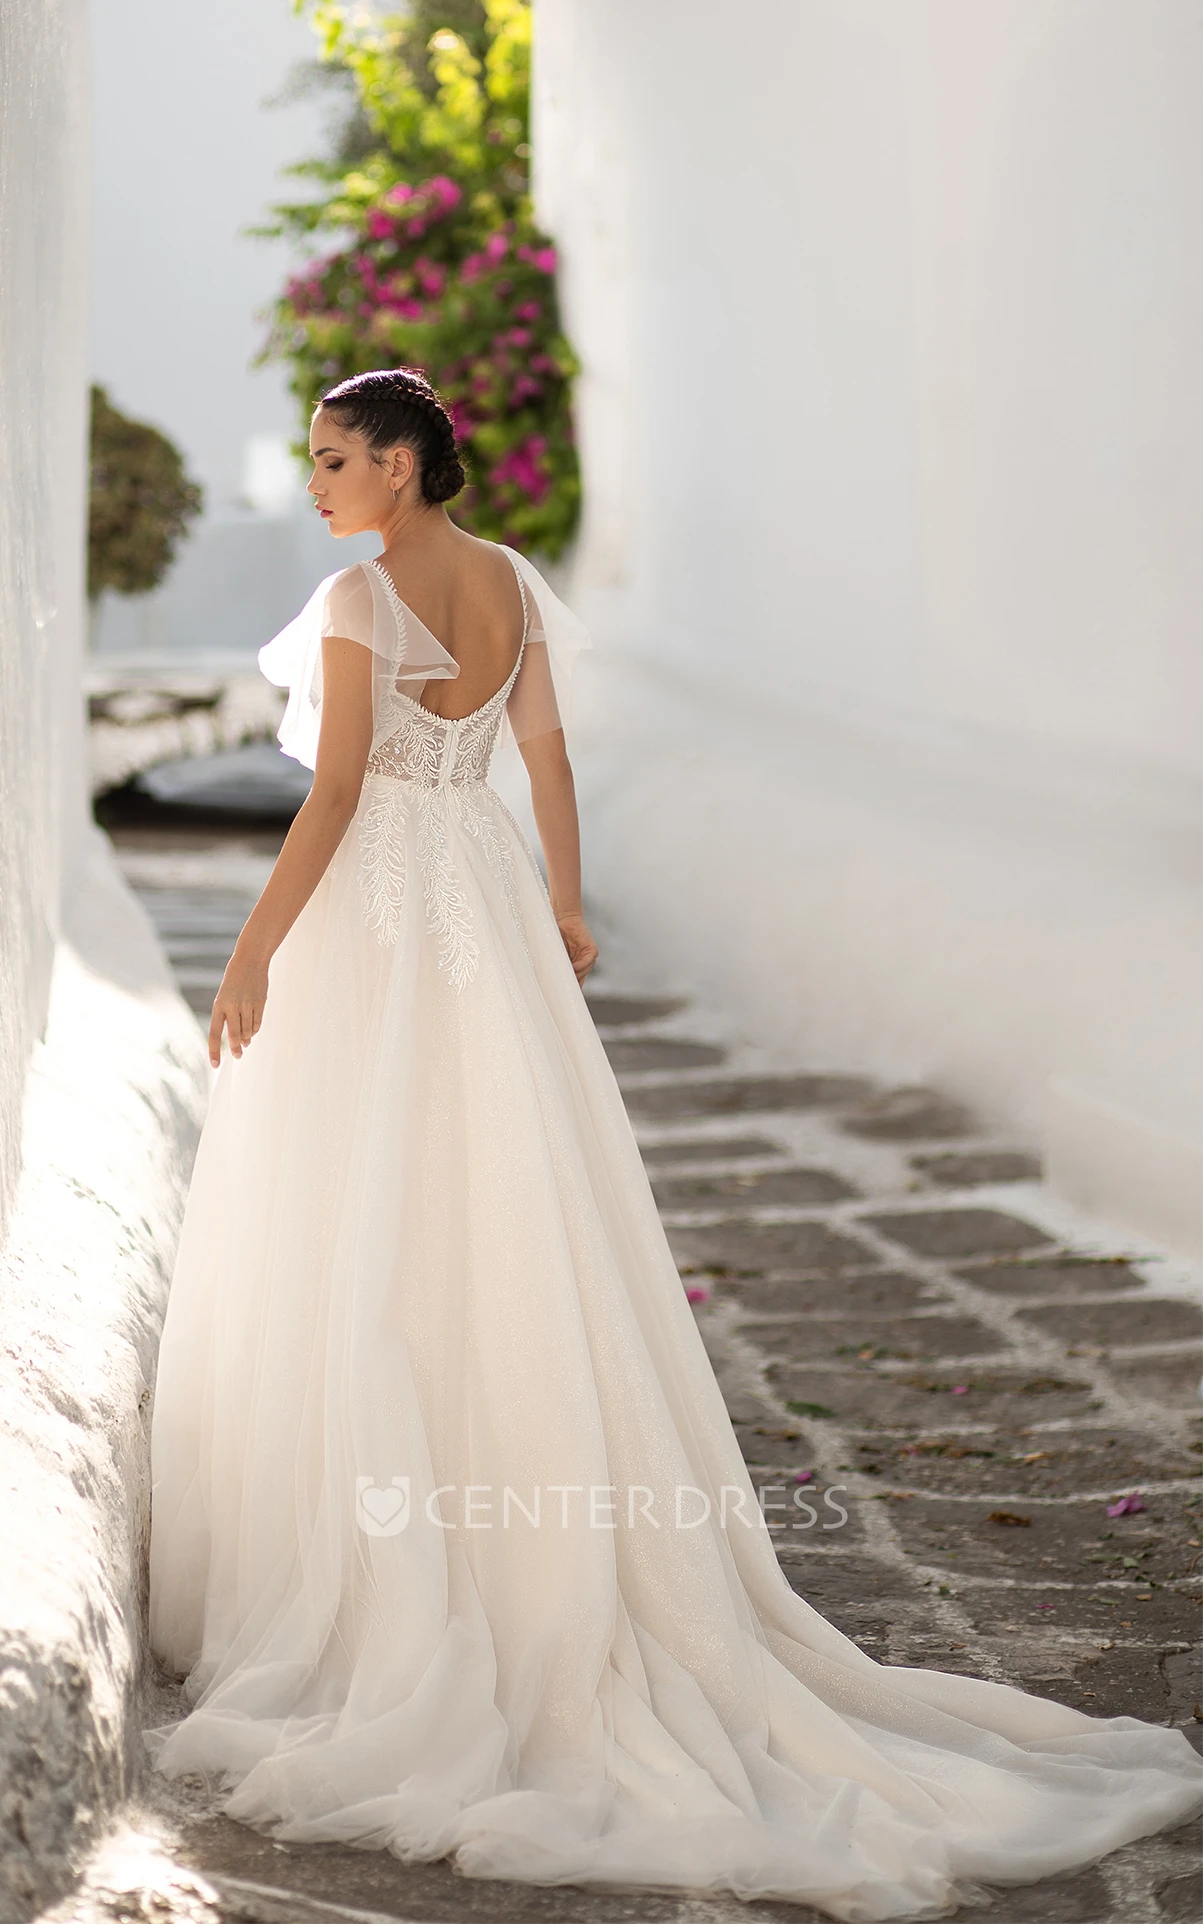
[306,409,413,535]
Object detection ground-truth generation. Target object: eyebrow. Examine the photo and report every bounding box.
[311,446,342,457]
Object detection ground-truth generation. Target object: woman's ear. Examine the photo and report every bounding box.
[386,443,417,493]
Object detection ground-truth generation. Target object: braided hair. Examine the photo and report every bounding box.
[318,367,466,505]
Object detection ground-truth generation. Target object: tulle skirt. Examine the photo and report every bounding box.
[145,777,1203,1922]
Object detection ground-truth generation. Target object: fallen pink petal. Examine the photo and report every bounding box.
[1106,1493,1146,1517]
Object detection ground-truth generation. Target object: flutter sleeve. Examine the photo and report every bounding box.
[498,546,592,751]
[257,560,458,771]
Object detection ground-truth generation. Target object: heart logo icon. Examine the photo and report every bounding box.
[356,1477,411,1535]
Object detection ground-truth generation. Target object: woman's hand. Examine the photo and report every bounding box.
[556,911,599,987]
[209,946,270,1068]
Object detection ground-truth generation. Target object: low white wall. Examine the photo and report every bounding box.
[534,0,1203,1259]
[0,831,208,1921]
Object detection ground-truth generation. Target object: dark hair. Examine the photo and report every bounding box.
[318,367,466,505]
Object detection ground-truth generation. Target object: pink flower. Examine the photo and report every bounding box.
[426,174,462,212]
[366,210,395,240]
[484,231,509,264]
[685,1285,709,1304]
[1106,1492,1145,1517]
[508,327,531,347]
[413,257,446,297]
[518,242,557,274]
[491,434,552,505]
[460,252,486,285]
[515,301,541,322]
[386,182,415,204]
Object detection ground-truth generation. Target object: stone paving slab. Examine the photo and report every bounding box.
[709,1274,938,1316]
[908,1152,1043,1188]
[650,1169,861,1209]
[621,1075,875,1121]
[858,1209,1057,1260]
[666,1222,879,1274]
[1021,1296,1203,1349]
[639,1135,786,1166]
[763,1362,1105,1429]
[835,1088,976,1142]
[1111,1352,1203,1409]
[949,1256,1153,1297]
[846,1425,1198,1497]
[45,869,1203,1923]
[732,1311,1013,1364]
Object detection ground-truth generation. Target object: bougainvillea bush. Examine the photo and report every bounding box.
[258,0,580,557]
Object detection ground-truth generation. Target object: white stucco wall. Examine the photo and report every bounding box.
[534,0,1203,1258]
[1,5,212,1905]
[0,0,90,1238]
[89,0,346,656]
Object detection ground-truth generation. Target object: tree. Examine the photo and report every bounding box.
[257,0,580,557]
[88,386,204,600]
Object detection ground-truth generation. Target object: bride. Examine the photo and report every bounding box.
[145,367,1202,1922]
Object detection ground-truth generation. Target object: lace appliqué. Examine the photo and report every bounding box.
[355,554,537,989]
[358,781,536,988]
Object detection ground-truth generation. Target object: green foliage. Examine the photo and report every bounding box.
[88,386,204,601]
[257,0,579,556]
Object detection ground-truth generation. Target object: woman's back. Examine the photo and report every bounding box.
[374,531,527,719]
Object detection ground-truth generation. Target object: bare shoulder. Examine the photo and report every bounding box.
[455,530,519,589]
[446,530,524,626]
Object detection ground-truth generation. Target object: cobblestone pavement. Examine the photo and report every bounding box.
[44,838,1203,1924]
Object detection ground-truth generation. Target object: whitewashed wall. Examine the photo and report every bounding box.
[534,0,1202,1258]
[0,0,90,1235]
[0,7,211,1898]
[89,0,355,656]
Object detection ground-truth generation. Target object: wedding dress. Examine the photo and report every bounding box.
[144,544,1202,1923]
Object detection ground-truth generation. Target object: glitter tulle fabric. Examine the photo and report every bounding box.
[144,545,1203,1921]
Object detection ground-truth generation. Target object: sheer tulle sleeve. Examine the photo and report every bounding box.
[257,561,459,771]
[498,547,592,750]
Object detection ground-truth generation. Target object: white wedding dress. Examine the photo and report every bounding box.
[145,545,1202,1922]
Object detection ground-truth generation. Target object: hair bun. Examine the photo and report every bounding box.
[424,450,467,504]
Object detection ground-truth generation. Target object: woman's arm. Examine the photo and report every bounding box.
[519,727,599,987]
[207,635,373,1067]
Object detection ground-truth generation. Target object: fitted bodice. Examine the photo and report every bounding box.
[364,644,526,788]
[362,557,528,790]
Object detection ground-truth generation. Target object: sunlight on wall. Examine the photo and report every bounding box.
[535,0,1202,1257]
[0,0,90,1239]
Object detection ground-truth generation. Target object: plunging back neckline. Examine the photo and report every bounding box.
[365,553,529,727]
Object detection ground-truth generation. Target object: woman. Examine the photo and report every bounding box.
[145,368,1202,1920]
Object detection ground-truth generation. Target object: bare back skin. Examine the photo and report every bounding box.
[372,526,528,720]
